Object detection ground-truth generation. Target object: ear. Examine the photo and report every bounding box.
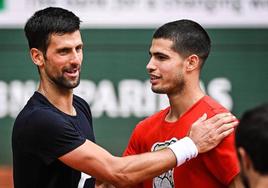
[238,147,252,170]
[185,54,200,72]
[30,48,45,67]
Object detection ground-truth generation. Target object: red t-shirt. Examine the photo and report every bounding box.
[123,96,239,188]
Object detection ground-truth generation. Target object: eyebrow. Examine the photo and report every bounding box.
[149,51,169,58]
[56,47,71,52]
[56,44,83,52]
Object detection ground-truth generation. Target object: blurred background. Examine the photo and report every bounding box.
[1,0,268,187]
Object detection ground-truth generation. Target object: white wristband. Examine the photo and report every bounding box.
[168,137,198,166]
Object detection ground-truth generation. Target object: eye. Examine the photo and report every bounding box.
[156,54,168,61]
[76,45,83,52]
[58,48,70,55]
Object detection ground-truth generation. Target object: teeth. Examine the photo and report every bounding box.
[68,69,77,73]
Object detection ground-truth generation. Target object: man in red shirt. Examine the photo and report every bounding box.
[124,20,241,188]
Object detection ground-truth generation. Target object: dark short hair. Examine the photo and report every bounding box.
[153,19,211,67]
[24,7,81,55]
[236,103,268,174]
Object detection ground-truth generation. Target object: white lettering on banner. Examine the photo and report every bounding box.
[90,80,119,118]
[9,80,37,118]
[0,78,233,119]
[74,80,96,105]
[118,79,155,118]
[0,0,268,27]
[0,81,8,118]
[207,78,233,110]
[143,81,159,116]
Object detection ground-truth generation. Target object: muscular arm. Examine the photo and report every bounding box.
[59,113,237,188]
[60,140,176,187]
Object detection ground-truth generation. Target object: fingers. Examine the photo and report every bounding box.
[190,112,238,154]
[216,120,238,140]
[192,113,207,126]
[199,113,207,122]
[188,113,207,136]
[217,127,234,140]
[216,121,238,135]
[204,113,234,125]
[209,113,237,130]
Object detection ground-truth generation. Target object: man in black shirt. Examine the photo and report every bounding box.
[12,7,238,188]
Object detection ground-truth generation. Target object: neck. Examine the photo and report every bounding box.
[166,84,205,122]
[38,82,75,116]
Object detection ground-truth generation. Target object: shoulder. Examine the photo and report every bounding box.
[15,105,69,135]
[14,92,73,136]
[15,92,65,126]
[12,103,74,153]
[200,96,229,115]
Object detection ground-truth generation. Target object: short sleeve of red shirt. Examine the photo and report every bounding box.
[200,98,240,185]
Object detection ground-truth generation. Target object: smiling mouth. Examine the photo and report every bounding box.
[64,68,80,78]
[149,75,161,84]
[150,74,160,80]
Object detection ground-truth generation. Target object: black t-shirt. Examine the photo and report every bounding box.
[12,92,95,188]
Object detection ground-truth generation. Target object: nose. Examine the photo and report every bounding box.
[146,57,156,73]
[70,50,82,65]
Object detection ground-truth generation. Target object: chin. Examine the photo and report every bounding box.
[62,79,80,89]
[152,87,166,94]
[70,81,80,88]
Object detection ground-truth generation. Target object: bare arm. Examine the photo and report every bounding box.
[60,113,237,188]
[60,139,176,187]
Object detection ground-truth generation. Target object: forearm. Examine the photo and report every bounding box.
[94,137,198,187]
[95,149,176,188]
[60,140,177,187]
[107,149,176,187]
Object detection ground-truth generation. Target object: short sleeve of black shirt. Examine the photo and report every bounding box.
[26,109,85,164]
[13,93,87,165]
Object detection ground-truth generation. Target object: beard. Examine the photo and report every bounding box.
[44,63,81,89]
[51,73,80,89]
[152,74,185,95]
